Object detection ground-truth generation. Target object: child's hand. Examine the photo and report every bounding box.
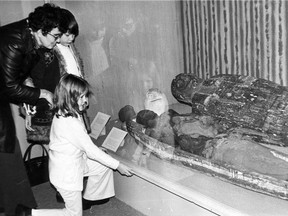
[25,115,35,131]
[99,147,108,153]
[117,163,133,177]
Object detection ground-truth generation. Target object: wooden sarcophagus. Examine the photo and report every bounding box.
[125,73,288,201]
[171,73,288,147]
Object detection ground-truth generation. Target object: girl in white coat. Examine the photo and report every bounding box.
[28,74,133,216]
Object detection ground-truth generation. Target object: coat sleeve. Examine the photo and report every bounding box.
[0,39,40,105]
[62,117,120,170]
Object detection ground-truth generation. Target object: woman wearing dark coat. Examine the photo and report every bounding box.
[0,3,63,216]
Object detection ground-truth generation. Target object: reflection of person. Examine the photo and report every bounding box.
[126,60,161,112]
[24,8,90,144]
[0,3,63,216]
[22,74,133,216]
[89,24,109,76]
[84,18,112,85]
[109,15,159,110]
[109,16,157,64]
[109,17,138,65]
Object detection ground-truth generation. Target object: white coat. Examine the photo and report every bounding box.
[48,115,119,191]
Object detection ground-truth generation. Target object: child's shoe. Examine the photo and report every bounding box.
[82,198,110,210]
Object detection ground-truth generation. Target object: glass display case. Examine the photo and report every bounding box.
[93,104,288,216]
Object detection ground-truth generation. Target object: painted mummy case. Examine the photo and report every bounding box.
[171,73,288,147]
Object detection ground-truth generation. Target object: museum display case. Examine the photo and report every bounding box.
[93,103,288,216]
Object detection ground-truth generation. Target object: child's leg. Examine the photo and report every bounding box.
[59,188,83,216]
[83,159,115,201]
[32,189,82,216]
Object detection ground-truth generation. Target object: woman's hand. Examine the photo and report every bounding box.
[40,89,53,106]
[117,163,133,177]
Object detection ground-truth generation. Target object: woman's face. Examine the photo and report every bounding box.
[77,93,89,112]
[36,27,62,49]
[143,76,153,92]
[60,32,75,46]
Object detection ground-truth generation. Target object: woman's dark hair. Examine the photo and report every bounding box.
[28,3,63,35]
[59,8,79,37]
[53,74,92,118]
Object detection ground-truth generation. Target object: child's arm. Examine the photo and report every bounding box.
[59,117,129,171]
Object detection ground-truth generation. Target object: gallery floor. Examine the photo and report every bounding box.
[0,181,146,216]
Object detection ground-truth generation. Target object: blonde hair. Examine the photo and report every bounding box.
[53,74,92,117]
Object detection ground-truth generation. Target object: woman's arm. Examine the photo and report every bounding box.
[1,38,52,105]
[1,42,40,105]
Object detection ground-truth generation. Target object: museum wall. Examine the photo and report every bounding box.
[182,0,288,86]
[0,1,42,26]
[54,0,184,120]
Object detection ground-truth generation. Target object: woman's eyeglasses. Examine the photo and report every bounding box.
[47,32,62,40]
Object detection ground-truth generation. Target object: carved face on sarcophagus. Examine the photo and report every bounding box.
[171,73,288,146]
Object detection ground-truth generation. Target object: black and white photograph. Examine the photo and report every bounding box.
[1,1,288,216]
